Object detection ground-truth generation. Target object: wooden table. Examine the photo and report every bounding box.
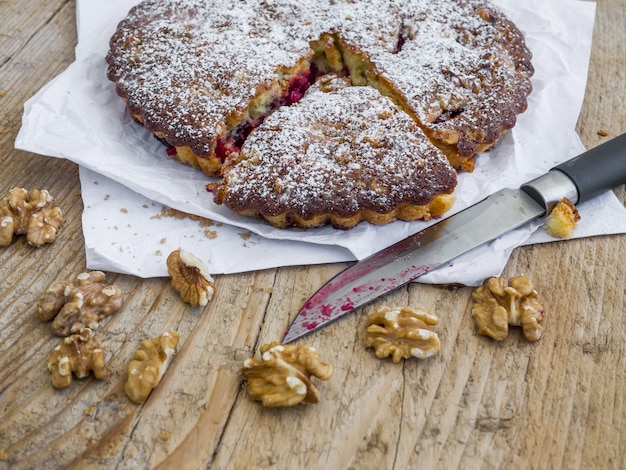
[1,1,625,468]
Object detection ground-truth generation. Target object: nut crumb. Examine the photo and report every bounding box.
[113,334,127,343]
[597,129,609,137]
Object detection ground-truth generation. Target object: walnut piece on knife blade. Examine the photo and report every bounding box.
[0,187,63,247]
[125,331,180,404]
[48,327,107,389]
[364,306,441,363]
[241,342,333,407]
[37,271,123,337]
[545,197,580,238]
[167,248,215,306]
[471,276,544,342]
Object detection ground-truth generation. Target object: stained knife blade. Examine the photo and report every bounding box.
[283,133,626,343]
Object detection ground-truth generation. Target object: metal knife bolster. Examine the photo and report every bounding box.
[522,132,626,211]
[521,169,579,213]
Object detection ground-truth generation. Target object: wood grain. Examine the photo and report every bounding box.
[1,0,625,469]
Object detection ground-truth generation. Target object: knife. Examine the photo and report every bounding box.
[282,133,626,343]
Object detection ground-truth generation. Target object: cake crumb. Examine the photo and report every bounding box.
[152,205,215,226]
[546,198,580,238]
[597,129,609,137]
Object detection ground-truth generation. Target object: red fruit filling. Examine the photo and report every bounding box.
[433,107,465,124]
[160,64,326,162]
[214,65,321,162]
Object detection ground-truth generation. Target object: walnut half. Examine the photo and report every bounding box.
[167,248,215,307]
[0,187,63,247]
[125,331,180,404]
[48,327,107,389]
[241,342,333,407]
[471,276,545,342]
[37,271,123,336]
[365,306,441,363]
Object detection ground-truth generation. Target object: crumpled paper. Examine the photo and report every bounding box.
[15,0,626,284]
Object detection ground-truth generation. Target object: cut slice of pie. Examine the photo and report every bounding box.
[211,76,457,229]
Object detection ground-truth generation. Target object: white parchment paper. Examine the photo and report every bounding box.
[15,0,626,284]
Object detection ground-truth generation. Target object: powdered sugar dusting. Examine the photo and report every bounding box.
[215,77,457,221]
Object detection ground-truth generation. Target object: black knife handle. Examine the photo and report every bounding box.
[552,133,626,204]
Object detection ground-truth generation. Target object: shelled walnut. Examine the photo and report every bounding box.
[241,342,333,407]
[167,248,215,306]
[0,187,63,247]
[37,271,123,336]
[365,306,441,363]
[48,327,107,389]
[125,331,180,404]
[545,198,580,238]
[471,276,544,342]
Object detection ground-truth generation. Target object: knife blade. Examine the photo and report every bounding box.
[282,133,626,343]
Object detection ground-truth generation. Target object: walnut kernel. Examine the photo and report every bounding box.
[125,331,180,404]
[167,248,215,306]
[37,271,123,336]
[0,187,63,247]
[545,198,580,239]
[48,328,107,389]
[471,276,545,342]
[365,306,441,363]
[241,342,333,407]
